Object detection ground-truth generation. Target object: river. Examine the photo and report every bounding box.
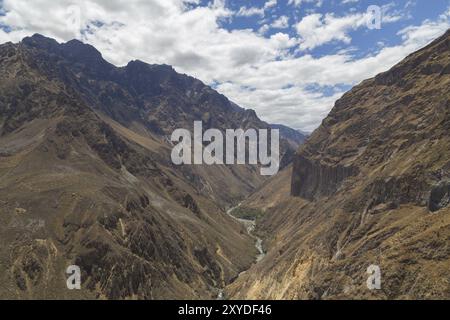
[226,204,265,261]
[217,204,266,299]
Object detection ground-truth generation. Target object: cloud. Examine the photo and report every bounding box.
[236,6,264,17]
[295,12,367,50]
[288,0,323,8]
[264,0,277,10]
[0,0,448,132]
[398,15,450,47]
[294,6,404,51]
[236,0,277,18]
[271,15,290,29]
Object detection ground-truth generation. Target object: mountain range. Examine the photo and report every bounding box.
[0,34,303,299]
[0,30,449,300]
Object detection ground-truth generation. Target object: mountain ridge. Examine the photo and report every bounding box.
[226,29,450,300]
[0,33,301,299]
[20,33,298,137]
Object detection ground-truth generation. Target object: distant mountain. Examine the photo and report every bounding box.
[227,30,450,299]
[269,124,307,169]
[297,129,311,137]
[0,34,301,299]
[270,124,307,147]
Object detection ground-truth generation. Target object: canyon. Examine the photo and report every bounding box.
[0,34,301,299]
[0,29,449,300]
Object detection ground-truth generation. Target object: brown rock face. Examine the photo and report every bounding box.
[291,29,450,209]
[227,30,450,300]
[291,155,358,199]
[429,181,450,212]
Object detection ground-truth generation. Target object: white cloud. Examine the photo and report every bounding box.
[258,24,270,35]
[0,0,448,131]
[237,0,277,18]
[398,17,450,47]
[271,15,290,29]
[264,0,277,10]
[236,6,264,17]
[295,3,408,51]
[295,7,403,51]
[288,0,323,8]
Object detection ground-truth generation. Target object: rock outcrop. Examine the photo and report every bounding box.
[291,155,358,199]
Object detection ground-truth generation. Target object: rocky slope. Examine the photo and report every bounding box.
[0,34,299,299]
[227,30,450,299]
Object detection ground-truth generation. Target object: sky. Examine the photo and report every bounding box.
[0,0,449,132]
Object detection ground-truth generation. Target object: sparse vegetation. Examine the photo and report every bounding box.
[229,207,264,221]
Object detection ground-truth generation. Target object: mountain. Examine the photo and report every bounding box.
[227,30,450,299]
[0,34,300,299]
[270,124,307,147]
[297,129,311,137]
[270,124,307,169]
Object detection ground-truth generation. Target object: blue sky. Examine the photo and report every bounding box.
[0,0,449,131]
[221,0,449,59]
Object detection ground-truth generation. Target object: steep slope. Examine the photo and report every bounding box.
[0,35,297,299]
[17,34,299,207]
[270,124,307,169]
[227,30,450,300]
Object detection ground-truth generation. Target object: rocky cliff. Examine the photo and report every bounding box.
[227,29,450,300]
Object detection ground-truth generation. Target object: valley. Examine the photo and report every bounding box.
[0,29,449,300]
[0,34,301,300]
[216,204,267,300]
[227,204,266,265]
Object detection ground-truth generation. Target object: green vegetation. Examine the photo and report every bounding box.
[229,207,264,221]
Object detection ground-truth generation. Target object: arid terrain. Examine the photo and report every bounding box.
[0,29,449,300]
[227,30,450,300]
[0,34,302,299]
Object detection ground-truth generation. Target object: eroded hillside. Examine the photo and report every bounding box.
[0,34,302,299]
[227,30,450,300]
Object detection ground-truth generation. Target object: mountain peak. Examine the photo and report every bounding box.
[62,39,102,56]
[60,39,106,65]
[126,60,175,73]
[22,33,59,50]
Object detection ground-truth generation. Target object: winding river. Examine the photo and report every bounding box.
[226,204,265,261]
[217,204,266,299]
